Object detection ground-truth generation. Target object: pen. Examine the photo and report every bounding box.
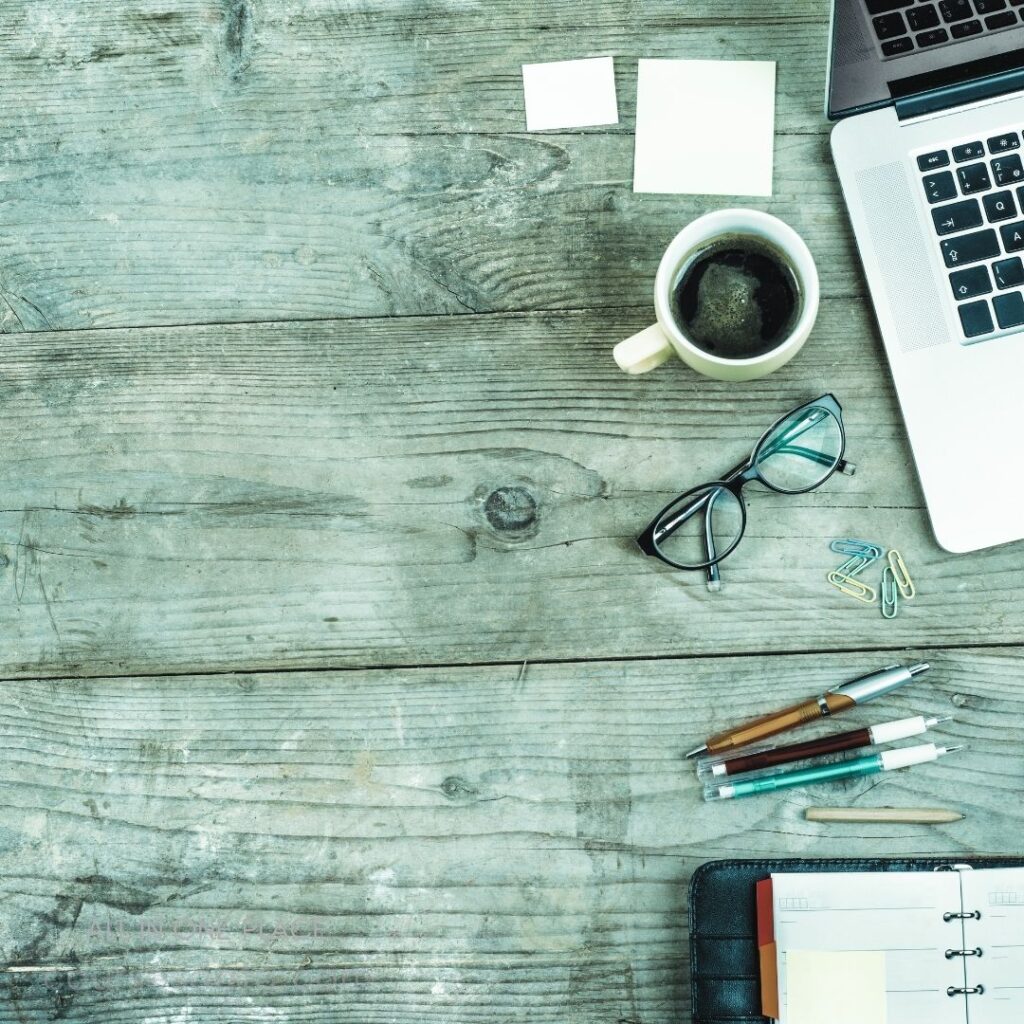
[696,713,951,779]
[704,742,964,801]
[686,662,930,759]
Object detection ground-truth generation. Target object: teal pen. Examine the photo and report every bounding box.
[704,741,964,801]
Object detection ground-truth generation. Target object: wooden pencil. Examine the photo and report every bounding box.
[805,807,964,824]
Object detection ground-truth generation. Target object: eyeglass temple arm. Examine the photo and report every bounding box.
[653,459,748,542]
[703,492,723,593]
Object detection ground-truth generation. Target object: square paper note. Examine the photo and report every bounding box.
[522,57,619,132]
[786,950,887,1024]
[633,58,776,196]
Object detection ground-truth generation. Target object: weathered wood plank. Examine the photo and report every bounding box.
[0,0,841,331]
[0,648,1015,1022]
[0,303,1021,677]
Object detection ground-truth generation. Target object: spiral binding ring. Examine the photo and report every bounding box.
[943,910,982,921]
[947,985,985,996]
[945,947,983,959]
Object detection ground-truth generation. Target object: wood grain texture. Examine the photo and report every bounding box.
[0,649,1017,1023]
[6,298,1022,678]
[0,0,844,331]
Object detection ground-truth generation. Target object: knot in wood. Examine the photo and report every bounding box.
[483,486,537,533]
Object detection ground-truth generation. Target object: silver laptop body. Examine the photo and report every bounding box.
[830,0,1024,552]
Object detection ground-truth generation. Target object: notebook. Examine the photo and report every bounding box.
[766,866,1024,1024]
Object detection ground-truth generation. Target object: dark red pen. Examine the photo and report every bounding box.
[695,714,950,779]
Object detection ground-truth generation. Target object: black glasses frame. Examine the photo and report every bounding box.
[637,394,854,578]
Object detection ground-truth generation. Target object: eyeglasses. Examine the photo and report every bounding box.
[637,394,856,590]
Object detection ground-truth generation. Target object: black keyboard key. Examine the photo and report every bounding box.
[993,256,1024,288]
[917,26,950,43]
[918,149,950,170]
[941,228,999,266]
[1000,220,1024,250]
[1011,0,1024,6]
[985,190,1017,221]
[874,12,908,35]
[866,0,913,10]
[923,170,958,202]
[959,300,995,337]
[932,198,983,234]
[882,36,915,53]
[986,10,1019,25]
[988,132,1020,153]
[939,0,973,20]
[958,162,992,193]
[976,0,1008,9]
[908,4,942,28]
[952,18,983,36]
[993,291,1024,328]
[993,154,1024,185]
[953,141,986,161]
[950,265,993,300]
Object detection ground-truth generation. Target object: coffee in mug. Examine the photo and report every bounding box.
[613,209,819,381]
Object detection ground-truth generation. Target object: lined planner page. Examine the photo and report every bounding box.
[772,872,966,1024]
[962,868,1024,1021]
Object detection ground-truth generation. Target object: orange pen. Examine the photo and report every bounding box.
[686,663,930,759]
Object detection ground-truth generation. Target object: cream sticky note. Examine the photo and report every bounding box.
[786,950,887,1024]
[522,57,619,131]
[633,58,776,196]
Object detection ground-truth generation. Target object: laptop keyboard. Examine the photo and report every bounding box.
[867,0,1024,59]
[919,130,1024,340]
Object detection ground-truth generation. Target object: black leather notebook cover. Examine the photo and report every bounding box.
[688,856,1024,1024]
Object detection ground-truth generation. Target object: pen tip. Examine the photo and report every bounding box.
[934,714,954,725]
[942,744,966,754]
[686,745,708,759]
[909,662,930,676]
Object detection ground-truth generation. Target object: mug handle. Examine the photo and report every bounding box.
[613,324,674,375]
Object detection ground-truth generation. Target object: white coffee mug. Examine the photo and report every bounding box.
[612,209,819,381]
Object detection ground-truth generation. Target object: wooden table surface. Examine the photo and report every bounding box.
[2,2,1022,1021]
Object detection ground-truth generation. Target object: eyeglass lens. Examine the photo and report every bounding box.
[754,404,842,492]
[652,484,744,568]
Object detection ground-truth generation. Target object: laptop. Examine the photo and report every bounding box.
[829,0,1024,552]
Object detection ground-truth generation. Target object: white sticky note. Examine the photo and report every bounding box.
[633,59,776,196]
[786,950,887,1024]
[522,57,619,132]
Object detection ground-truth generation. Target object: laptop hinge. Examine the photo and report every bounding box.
[893,47,1024,120]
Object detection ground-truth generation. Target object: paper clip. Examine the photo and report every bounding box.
[830,538,884,560]
[835,552,880,578]
[881,565,899,619]
[888,549,916,599]
[827,570,877,604]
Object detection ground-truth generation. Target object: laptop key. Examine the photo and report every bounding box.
[940,228,999,266]
[866,0,913,10]
[993,291,1024,328]
[923,170,958,202]
[917,27,950,44]
[985,10,1019,26]
[976,0,1008,10]
[874,12,908,36]
[993,154,1024,185]
[953,141,986,161]
[950,265,993,300]
[939,0,973,20]
[993,256,1024,288]
[1000,220,1024,250]
[984,190,1017,222]
[958,300,995,338]
[952,18,983,36]
[932,198,983,234]
[908,4,941,28]
[918,149,950,170]
[988,132,1020,153]
[957,162,992,193]
[882,36,915,54]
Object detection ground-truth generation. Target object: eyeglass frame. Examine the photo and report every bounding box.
[636,393,855,580]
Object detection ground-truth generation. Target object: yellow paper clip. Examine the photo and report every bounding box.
[827,570,877,604]
[881,565,899,619]
[888,549,916,599]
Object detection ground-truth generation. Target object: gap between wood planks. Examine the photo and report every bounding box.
[1,639,1020,686]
